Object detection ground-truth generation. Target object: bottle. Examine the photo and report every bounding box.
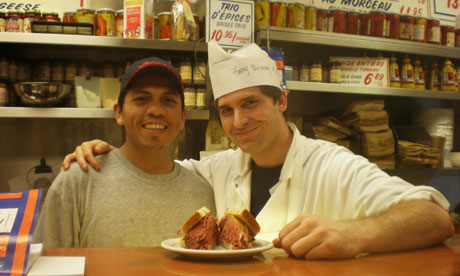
[329,61,342,84]
[440,59,457,92]
[183,83,195,110]
[413,57,425,90]
[195,84,207,110]
[429,60,440,91]
[310,59,322,82]
[389,54,401,88]
[401,55,415,89]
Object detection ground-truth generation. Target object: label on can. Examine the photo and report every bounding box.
[310,68,322,82]
[6,17,23,32]
[447,32,455,47]
[427,26,440,43]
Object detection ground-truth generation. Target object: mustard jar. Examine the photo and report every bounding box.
[441,58,457,92]
[401,55,415,89]
[389,54,401,88]
[413,57,425,90]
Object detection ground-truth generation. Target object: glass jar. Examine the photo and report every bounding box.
[310,59,322,82]
[76,8,96,34]
[64,62,77,84]
[316,9,328,32]
[190,14,200,41]
[158,12,173,40]
[413,57,425,89]
[370,11,386,37]
[441,59,457,91]
[386,13,400,39]
[180,58,192,84]
[43,12,60,22]
[346,11,360,35]
[270,1,287,27]
[399,15,414,40]
[286,2,295,28]
[401,55,415,89]
[63,12,76,22]
[428,60,440,90]
[441,25,455,47]
[51,61,64,83]
[7,59,17,83]
[195,84,207,110]
[23,10,41,33]
[360,12,371,36]
[328,9,346,33]
[322,62,330,83]
[96,8,116,37]
[184,83,196,110]
[17,60,26,82]
[6,10,23,32]
[330,61,342,84]
[294,3,305,29]
[115,10,123,37]
[193,59,206,85]
[0,11,6,32]
[255,0,270,30]
[389,54,400,88]
[427,19,441,44]
[38,60,51,82]
[414,17,427,42]
[299,63,309,82]
[305,5,316,30]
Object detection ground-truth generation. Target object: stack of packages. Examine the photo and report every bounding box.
[338,99,396,169]
[311,117,352,149]
[397,138,442,168]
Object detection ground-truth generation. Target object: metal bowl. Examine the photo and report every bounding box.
[13,82,72,106]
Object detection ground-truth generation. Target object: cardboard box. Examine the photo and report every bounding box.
[124,0,154,39]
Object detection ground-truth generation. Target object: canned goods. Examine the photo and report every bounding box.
[270,1,287,27]
[287,3,305,29]
[43,12,60,22]
[76,8,96,34]
[305,6,316,30]
[63,12,76,23]
[386,13,400,39]
[0,11,6,32]
[399,15,414,40]
[158,12,173,40]
[424,19,440,44]
[310,59,322,82]
[370,11,386,37]
[51,61,64,82]
[360,13,371,36]
[328,9,346,33]
[316,9,328,32]
[23,10,41,33]
[6,10,23,32]
[116,9,123,37]
[96,8,116,37]
[255,0,270,30]
[441,25,455,47]
[330,61,342,84]
[346,11,360,35]
[414,17,427,42]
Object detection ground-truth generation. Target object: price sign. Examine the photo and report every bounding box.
[431,0,458,23]
[206,0,254,48]
[316,0,428,17]
[330,57,389,87]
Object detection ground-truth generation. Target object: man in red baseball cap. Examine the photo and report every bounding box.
[33,57,216,248]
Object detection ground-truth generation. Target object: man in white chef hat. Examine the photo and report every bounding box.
[62,42,454,259]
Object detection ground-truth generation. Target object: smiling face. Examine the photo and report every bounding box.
[217,86,287,156]
[114,73,186,153]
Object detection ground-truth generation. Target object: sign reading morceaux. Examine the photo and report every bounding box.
[330,57,389,87]
[206,0,254,49]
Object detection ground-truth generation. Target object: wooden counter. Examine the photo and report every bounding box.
[44,235,460,276]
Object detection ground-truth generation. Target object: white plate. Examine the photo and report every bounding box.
[161,238,273,260]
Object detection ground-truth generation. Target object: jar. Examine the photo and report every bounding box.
[173,7,189,41]
[184,84,196,110]
[180,58,192,84]
[441,59,457,91]
[193,60,206,84]
[255,0,270,30]
[441,25,455,47]
[115,10,123,37]
[270,1,287,27]
[158,12,173,40]
[286,3,295,28]
[399,15,414,40]
[7,59,17,83]
[51,61,64,82]
[360,12,371,36]
[195,84,207,110]
[414,17,427,42]
[386,13,400,39]
[6,10,23,32]
[346,11,360,35]
[413,57,425,89]
[316,9,328,32]
[299,63,309,81]
[427,19,441,44]
[42,12,60,22]
[190,14,200,41]
[389,54,400,88]
[305,5,316,30]
[17,60,25,82]
[401,55,415,89]
[370,11,386,37]
[310,59,322,82]
[154,16,159,39]
[23,10,41,33]
[322,63,330,83]
[0,57,7,80]
[330,61,342,84]
[64,62,77,84]
[63,12,76,22]
[96,8,116,37]
[0,11,6,32]
[38,60,51,82]
[284,65,293,80]
[76,8,96,34]
[328,9,346,33]
[294,3,305,29]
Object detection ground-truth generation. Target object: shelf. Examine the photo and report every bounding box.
[0,107,209,120]
[287,81,460,101]
[257,27,460,59]
[0,32,208,52]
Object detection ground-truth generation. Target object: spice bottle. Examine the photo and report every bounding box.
[429,60,440,91]
[299,63,309,82]
[184,83,196,110]
[413,57,425,90]
[329,61,342,84]
[310,59,322,82]
[389,54,400,88]
[322,62,330,83]
[195,84,207,110]
[193,59,206,85]
[440,59,457,92]
[180,58,192,84]
[401,55,415,89]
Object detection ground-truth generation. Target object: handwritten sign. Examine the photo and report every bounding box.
[0,1,42,11]
[330,57,389,87]
[206,0,254,48]
[430,0,458,25]
[317,0,429,17]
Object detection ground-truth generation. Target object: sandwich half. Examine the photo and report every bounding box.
[218,208,261,250]
[180,207,219,250]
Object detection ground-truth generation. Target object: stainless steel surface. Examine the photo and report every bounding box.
[13,82,72,106]
[287,81,460,101]
[257,27,460,59]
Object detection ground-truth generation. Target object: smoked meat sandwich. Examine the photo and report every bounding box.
[180,207,219,250]
[218,208,261,249]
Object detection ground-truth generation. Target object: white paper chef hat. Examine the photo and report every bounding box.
[208,42,282,99]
